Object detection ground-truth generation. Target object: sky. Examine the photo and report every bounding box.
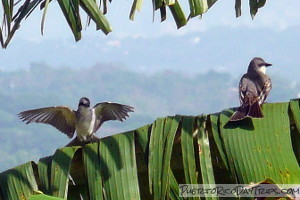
[1,0,299,111]
[1,0,300,76]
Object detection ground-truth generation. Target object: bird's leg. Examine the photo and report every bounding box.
[89,135,100,143]
[65,137,87,146]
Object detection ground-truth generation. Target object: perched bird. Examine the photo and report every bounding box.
[18,97,134,141]
[229,57,272,121]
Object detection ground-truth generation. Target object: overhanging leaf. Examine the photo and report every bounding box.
[0,0,268,48]
[189,0,208,18]
[160,6,167,22]
[199,0,208,15]
[257,0,267,8]
[129,0,143,21]
[168,0,187,29]
[99,0,108,14]
[4,0,32,48]
[249,0,266,19]
[235,0,241,17]
[57,0,82,41]
[41,0,50,34]
[2,0,12,32]
[0,26,4,47]
[207,0,217,8]
[152,0,164,11]
[12,0,41,22]
[165,0,175,5]
[80,0,112,34]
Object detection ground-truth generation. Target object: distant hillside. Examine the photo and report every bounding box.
[1,27,300,81]
[0,62,299,171]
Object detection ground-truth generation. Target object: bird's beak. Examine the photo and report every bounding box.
[265,62,272,67]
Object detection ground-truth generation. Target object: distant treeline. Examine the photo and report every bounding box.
[0,62,298,171]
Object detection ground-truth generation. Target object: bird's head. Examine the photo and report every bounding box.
[248,57,272,74]
[78,97,90,108]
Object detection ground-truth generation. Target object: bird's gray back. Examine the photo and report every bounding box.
[239,72,271,105]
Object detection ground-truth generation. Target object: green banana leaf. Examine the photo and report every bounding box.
[50,147,81,198]
[0,162,38,200]
[189,0,208,18]
[1,100,299,199]
[57,0,82,41]
[29,194,65,200]
[129,0,144,20]
[83,142,103,200]
[168,0,187,29]
[99,131,140,200]
[79,0,112,34]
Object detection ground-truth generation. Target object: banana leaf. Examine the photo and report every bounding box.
[1,101,299,199]
[0,162,38,200]
[29,194,65,200]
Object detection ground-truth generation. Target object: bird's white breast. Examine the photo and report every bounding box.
[88,109,96,134]
[75,107,96,141]
[258,65,266,74]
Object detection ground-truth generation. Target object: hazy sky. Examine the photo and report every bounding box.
[1,1,300,75]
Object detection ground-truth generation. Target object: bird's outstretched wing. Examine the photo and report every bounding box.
[93,102,134,131]
[18,106,76,138]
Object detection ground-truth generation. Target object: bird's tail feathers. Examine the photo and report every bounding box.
[247,101,264,118]
[229,101,263,122]
[229,105,249,121]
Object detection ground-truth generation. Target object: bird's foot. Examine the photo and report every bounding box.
[65,137,86,147]
[88,135,100,143]
[65,136,100,147]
